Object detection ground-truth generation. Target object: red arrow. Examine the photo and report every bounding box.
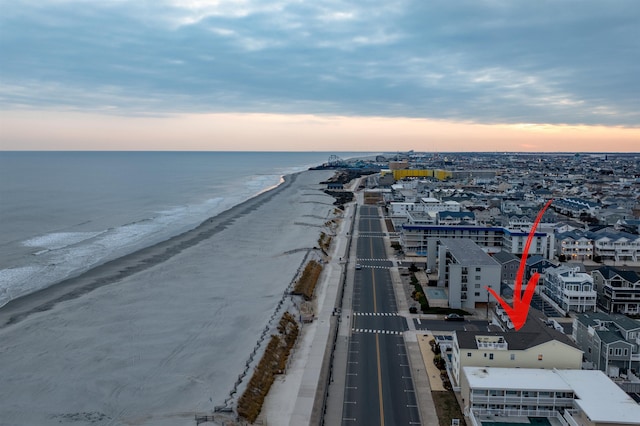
[486,199,554,330]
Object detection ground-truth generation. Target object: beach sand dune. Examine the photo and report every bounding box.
[0,170,335,426]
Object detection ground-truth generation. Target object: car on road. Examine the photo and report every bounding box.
[355,264,362,270]
[444,313,464,321]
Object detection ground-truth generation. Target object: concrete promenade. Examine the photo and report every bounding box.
[286,197,356,426]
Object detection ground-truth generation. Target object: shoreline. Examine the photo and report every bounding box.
[0,172,300,329]
[0,168,339,425]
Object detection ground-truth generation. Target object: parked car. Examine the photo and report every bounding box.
[355,264,362,270]
[444,313,464,321]
[409,306,418,314]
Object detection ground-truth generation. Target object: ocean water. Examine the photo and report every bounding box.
[0,151,359,308]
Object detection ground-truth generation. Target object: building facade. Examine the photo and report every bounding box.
[543,265,596,313]
[437,238,501,310]
[592,266,640,315]
[461,367,640,426]
[572,312,640,375]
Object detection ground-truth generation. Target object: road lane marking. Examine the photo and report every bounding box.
[375,332,385,426]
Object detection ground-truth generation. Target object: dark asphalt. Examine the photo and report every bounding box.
[342,206,420,426]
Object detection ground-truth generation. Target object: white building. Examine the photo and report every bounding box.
[437,238,501,310]
[543,265,596,313]
[461,367,640,426]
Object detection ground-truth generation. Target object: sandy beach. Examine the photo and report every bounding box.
[0,169,336,426]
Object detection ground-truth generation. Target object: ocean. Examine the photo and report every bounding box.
[0,151,359,308]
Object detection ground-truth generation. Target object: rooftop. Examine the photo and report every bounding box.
[463,367,640,425]
[456,309,579,351]
[441,238,500,266]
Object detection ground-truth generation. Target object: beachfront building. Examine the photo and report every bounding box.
[402,225,506,257]
[592,266,640,315]
[572,312,640,375]
[460,367,640,426]
[437,238,501,310]
[451,309,582,387]
[400,224,552,260]
[543,265,596,313]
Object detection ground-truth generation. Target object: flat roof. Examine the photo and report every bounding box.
[556,369,640,425]
[440,238,499,266]
[463,367,571,392]
[463,367,640,425]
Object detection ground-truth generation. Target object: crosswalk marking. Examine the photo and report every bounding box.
[356,258,389,261]
[355,265,390,269]
[352,328,402,335]
[354,312,398,316]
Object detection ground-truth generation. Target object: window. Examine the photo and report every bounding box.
[624,349,629,356]
[615,348,622,356]
[538,354,543,361]
[489,353,494,360]
[476,267,481,272]
[475,275,481,281]
[467,352,472,357]
[475,284,480,288]
[475,292,481,297]
[510,354,515,361]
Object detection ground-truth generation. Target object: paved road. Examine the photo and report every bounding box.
[412,318,494,332]
[342,206,421,426]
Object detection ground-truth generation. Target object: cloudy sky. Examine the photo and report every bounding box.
[1,0,639,151]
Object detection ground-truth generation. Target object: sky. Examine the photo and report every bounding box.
[0,0,639,152]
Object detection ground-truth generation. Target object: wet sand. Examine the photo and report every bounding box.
[0,169,336,426]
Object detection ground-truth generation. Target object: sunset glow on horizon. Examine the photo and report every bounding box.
[2,110,638,152]
[1,1,638,152]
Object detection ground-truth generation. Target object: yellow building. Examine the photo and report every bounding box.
[379,168,452,181]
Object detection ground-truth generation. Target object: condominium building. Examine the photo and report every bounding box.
[461,367,640,426]
[401,225,548,258]
[451,309,582,387]
[592,266,640,315]
[572,312,640,375]
[437,238,501,310]
[556,231,594,261]
[543,265,596,313]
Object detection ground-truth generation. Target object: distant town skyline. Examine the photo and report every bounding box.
[1,1,639,151]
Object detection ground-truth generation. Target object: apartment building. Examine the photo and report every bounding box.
[451,309,582,387]
[401,224,549,258]
[556,231,593,261]
[592,266,640,315]
[555,229,640,263]
[543,265,596,313]
[572,312,640,375]
[436,238,501,310]
[461,367,640,426]
[502,228,549,258]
